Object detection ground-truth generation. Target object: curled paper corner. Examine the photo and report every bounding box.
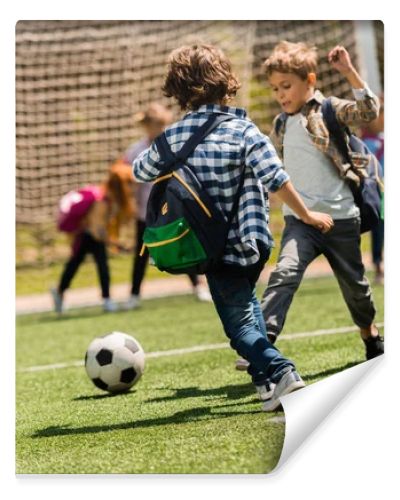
[270,356,383,474]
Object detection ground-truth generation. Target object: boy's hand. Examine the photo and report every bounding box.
[328,45,364,89]
[302,211,334,233]
[328,46,354,76]
[275,181,334,232]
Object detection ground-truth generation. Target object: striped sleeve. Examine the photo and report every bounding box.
[243,123,290,192]
[132,142,162,182]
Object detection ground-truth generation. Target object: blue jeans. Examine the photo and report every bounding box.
[206,265,295,385]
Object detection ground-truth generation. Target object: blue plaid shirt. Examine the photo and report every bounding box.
[132,104,289,266]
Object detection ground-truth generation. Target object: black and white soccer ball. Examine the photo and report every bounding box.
[85,331,145,393]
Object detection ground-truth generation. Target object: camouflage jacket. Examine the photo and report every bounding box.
[270,87,380,185]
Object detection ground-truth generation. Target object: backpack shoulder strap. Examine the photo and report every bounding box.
[155,114,235,169]
[274,112,288,135]
[154,131,176,166]
[321,97,352,164]
[178,113,245,226]
[176,114,235,162]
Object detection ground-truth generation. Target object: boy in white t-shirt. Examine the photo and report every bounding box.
[259,42,383,360]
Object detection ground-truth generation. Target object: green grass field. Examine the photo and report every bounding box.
[16,275,384,474]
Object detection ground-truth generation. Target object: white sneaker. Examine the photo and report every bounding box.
[124,294,141,310]
[235,358,250,371]
[103,298,118,312]
[50,287,63,314]
[194,286,212,302]
[262,369,305,412]
[255,381,276,401]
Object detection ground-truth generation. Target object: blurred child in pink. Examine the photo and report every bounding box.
[51,163,135,313]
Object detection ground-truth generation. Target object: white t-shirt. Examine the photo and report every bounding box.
[282,113,359,219]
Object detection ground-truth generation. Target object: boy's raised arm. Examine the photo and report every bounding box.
[328,45,380,126]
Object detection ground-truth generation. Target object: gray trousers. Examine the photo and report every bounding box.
[261,216,376,340]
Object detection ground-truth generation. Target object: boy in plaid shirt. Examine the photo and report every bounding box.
[260,42,383,360]
[133,44,333,411]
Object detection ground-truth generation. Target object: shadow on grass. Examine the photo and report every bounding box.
[146,382,255,403]
[73,363,364,404]
[32,401,263,439]
[73,390,139,401]
[73,382,254,402]
[302,360,363,383]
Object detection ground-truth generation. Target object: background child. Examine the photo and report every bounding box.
[51,163,134,313]
[260,41,383,360]
[123,103,211,310]
[132,44,333,411]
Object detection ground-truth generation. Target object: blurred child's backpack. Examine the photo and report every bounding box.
[141,113,245,275]
[57,185,103,233]
[321,98,384,233]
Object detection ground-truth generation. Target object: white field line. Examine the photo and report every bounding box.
[19,322,384,374]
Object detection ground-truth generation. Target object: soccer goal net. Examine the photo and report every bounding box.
[16,20,383,263]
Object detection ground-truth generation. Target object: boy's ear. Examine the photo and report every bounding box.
[307,72,317,87]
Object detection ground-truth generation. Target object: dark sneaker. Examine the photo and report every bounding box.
[364,335,384,360]
[262,369,305,412]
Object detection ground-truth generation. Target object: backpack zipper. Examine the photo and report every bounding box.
[139,228,190,256]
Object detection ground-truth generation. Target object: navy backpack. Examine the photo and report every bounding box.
[140,113,245,274]
[321,97,383,233]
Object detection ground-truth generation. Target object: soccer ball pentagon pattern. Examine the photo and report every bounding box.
[85,332,145,393]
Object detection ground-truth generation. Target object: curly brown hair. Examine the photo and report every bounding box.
[263,41,318,80]
[162,44,241,110]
